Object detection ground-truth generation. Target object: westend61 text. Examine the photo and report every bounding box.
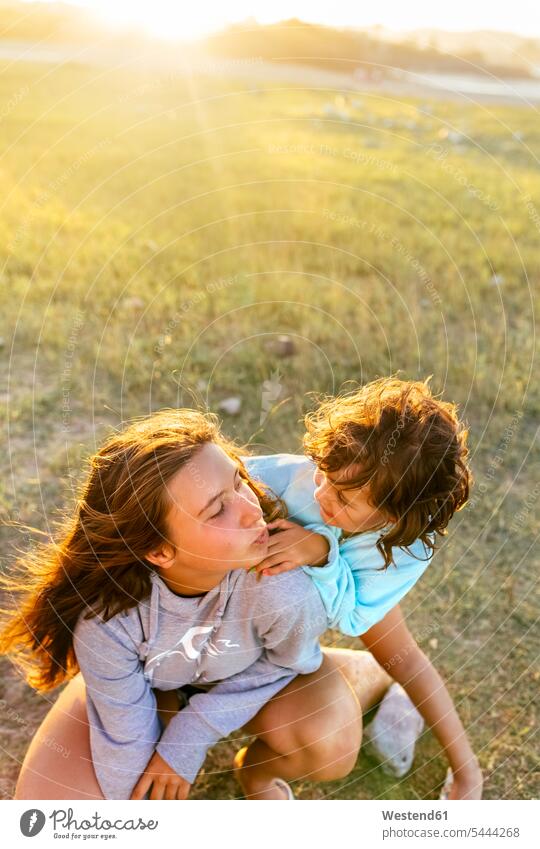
[382,810,448,820]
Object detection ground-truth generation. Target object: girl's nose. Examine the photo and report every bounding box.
[314,473,331,501]
[239,493,263,527]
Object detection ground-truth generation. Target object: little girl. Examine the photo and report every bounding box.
[244,376,483,799]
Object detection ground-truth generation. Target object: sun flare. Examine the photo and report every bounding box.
[92,1,231,41]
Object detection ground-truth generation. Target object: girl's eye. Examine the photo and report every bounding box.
[336,489,349,506]
[210,473,243,518]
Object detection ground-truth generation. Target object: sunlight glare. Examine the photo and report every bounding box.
[92,0,230,41]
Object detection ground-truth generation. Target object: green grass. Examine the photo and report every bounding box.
[0,56,538,800]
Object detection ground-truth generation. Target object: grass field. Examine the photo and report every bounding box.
[0,53,538,800]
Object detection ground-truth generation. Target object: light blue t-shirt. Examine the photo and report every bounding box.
[244,453,433,637]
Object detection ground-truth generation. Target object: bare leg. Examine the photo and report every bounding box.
[234,650,364,799]
[14,675,179,800]
[321,647,392,712]
[153,688,182,729]
[234,648,393,799]
[14,674,103,800]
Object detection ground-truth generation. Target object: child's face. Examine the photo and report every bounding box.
[313,464,392,533]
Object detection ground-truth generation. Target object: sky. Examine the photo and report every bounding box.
[21,0,540,41]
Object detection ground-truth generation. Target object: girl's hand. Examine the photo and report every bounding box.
[254,518,330,576]
[447,765,483,800]
[130,751,191,800]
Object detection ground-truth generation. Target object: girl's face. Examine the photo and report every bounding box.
[158,442,270,574]
[313,464,392,534]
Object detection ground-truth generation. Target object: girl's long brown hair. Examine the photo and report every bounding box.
[0,408,282,693]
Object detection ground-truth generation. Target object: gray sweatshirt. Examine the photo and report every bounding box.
[72,567,327,799]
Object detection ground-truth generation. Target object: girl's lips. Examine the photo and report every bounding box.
[253,526,269,546]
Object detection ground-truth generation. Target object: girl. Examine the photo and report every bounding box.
[244,377,483,800]
[0,408,372,800]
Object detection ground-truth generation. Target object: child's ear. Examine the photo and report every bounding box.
[145,543,175,569]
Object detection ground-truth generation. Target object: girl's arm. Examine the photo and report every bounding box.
[73,612,188,800]
[361,605,483,800]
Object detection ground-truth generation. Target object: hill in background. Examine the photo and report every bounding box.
[0,2,538,80]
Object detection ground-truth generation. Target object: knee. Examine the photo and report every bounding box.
[307,716,362,780]
[292,695,363,781]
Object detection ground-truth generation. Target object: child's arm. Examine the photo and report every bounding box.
[361,605,483,800]
[256,518,430,639]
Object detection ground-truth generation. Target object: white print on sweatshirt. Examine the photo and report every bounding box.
[146,626,240,669]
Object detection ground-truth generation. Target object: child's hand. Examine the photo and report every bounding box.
[130,751,191,800]
[254,518,330,577]
[447,764,483,800]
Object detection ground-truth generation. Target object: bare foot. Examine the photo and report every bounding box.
[233,746,292,800]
